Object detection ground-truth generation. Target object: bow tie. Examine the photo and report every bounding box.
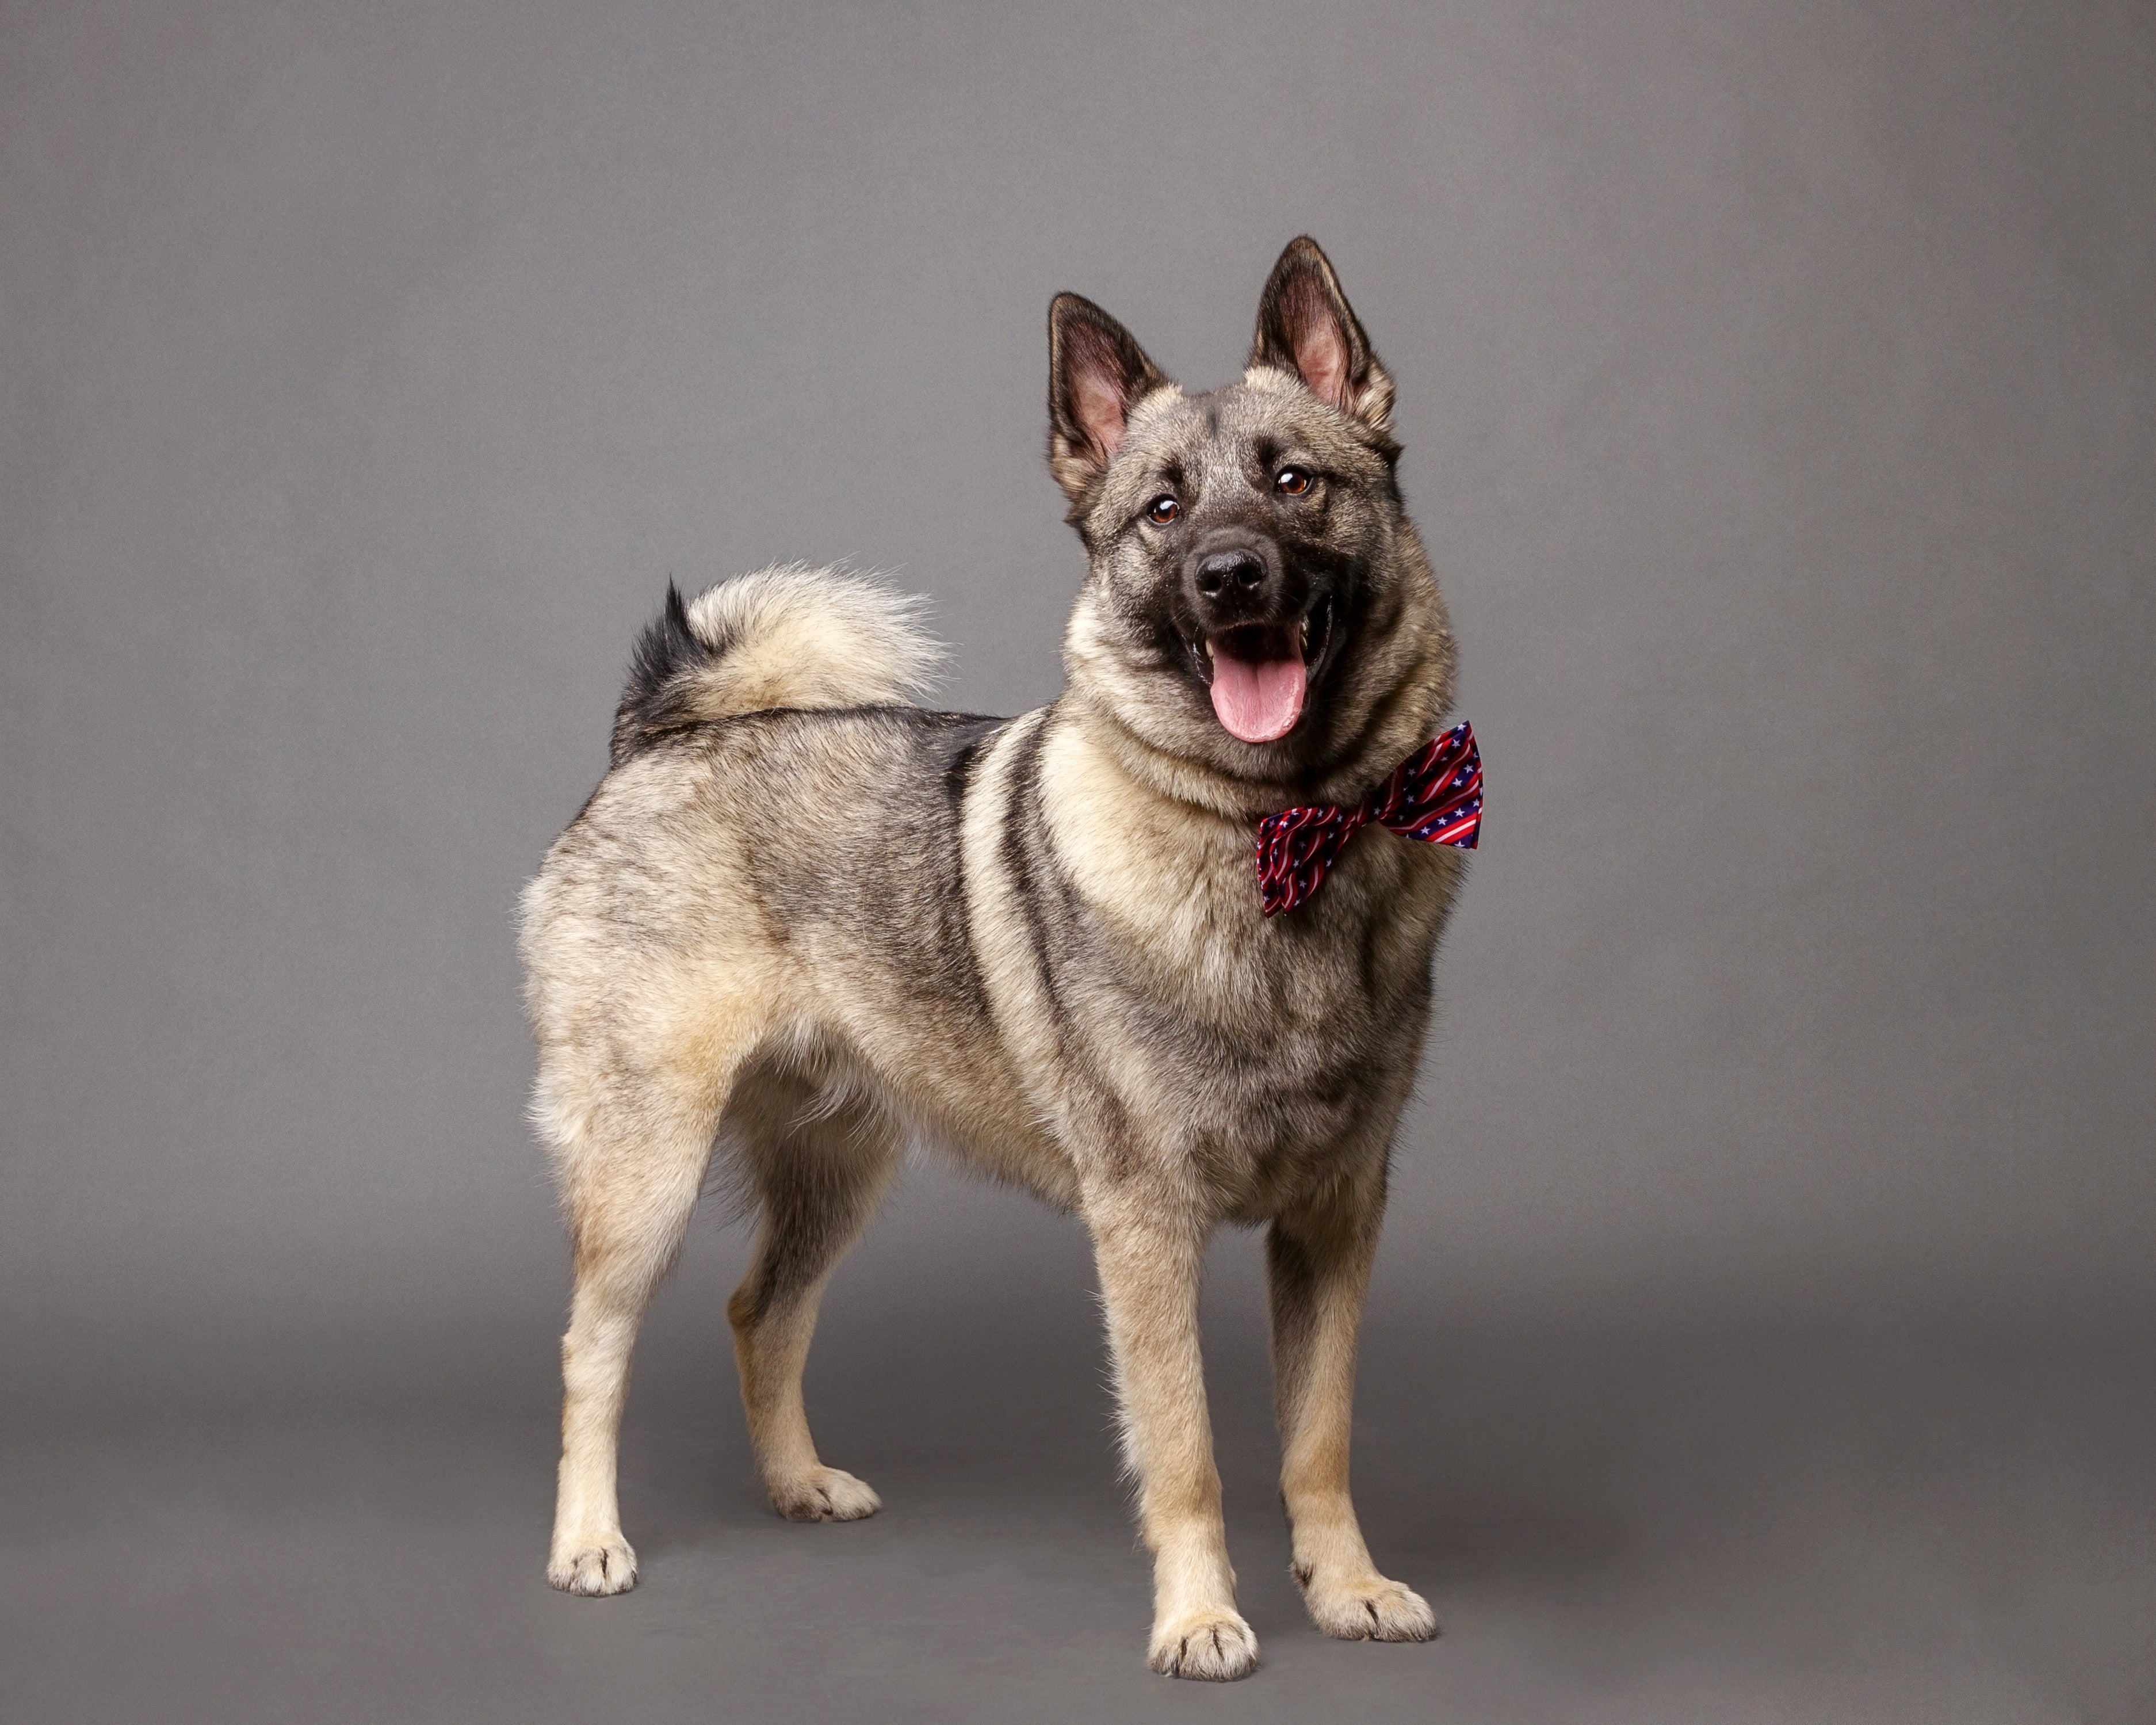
[1255,722,1482,916]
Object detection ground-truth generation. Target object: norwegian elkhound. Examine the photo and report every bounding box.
[521,237,1478,1680]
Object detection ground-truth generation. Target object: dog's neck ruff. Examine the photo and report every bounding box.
[1256,721,1481,915]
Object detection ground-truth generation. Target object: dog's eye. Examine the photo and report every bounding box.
[1147,496,1180,525]
[1275,467,1313,497]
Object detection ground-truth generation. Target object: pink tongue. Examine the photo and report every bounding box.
[1209,647,1307,742]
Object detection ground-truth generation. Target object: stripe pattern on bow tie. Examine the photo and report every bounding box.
[1255,721,1482,917]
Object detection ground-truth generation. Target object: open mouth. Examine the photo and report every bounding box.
[1189,595,1333,744]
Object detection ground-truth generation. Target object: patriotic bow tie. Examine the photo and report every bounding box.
[1255,721,1482,916]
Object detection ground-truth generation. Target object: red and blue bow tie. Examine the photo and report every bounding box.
[1255,721,1482,916]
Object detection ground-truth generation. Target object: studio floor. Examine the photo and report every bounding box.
[11,1289,2151,1724]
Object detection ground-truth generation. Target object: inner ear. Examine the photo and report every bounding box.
[1065,317,1141,460]
[1250,236,1394,433]
[1285,278,1350,410]
[1048,293,1170,509]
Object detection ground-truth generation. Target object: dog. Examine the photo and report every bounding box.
[520,237,1474,1680]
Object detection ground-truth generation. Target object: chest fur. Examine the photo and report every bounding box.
[1026,719,1459,1182]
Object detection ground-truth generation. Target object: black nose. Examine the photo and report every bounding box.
[1195,549,1266,598]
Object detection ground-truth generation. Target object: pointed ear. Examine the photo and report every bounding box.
[1048,292,1171,510]
[1249,236,1395,435]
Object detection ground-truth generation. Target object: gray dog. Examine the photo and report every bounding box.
[521,237,1475,1680]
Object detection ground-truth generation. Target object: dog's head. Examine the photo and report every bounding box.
[1052,238,1455,810]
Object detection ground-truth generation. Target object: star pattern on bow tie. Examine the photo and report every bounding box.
[1255,721,1482,916]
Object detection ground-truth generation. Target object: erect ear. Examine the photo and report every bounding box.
[1249,236,1396,436]
[1048,292,1171,510]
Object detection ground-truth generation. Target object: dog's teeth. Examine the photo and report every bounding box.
[1299,619,1310,650]
[1203,640,1215,661]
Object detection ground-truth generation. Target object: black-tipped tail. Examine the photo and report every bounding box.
[611,581,714,765]
[603,566,942,766]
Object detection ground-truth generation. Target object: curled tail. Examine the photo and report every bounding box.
[610,564,942,764]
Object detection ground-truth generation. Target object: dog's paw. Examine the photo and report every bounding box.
[1148,1610,1260,1681]
[1294,1564,1436,1642]
[769,1466,881,1522]
[548,1534,639,1596]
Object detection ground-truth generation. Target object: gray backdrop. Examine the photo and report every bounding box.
[5,2,2152,1720]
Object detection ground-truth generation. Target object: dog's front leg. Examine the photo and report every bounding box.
[1266,1174,1437,1642]
[1085,1193,1257,1681]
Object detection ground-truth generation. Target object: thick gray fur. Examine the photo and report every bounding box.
[521,238,1467,1679]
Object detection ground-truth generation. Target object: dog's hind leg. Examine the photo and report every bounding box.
[725,1070,901,1522]
[542,1051,735,1597]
